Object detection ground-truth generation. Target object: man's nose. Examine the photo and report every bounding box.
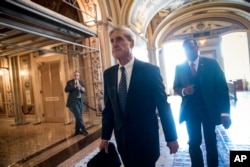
[112,40,119,45]
[112,42,119,48]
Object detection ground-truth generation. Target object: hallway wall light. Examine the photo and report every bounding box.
[20,70,28,76]
[199,39,206,46]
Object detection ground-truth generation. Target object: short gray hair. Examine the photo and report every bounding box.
[109,25,136,43]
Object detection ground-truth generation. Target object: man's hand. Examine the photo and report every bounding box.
[99,140,109,153]
[167,140,179,154]
[80,86,85,92]
[221,116,231,129]
[183,85,195,95]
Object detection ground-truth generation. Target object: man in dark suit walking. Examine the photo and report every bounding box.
[173,39,231,167]
[65,70,88,136]
[99,26,179,167]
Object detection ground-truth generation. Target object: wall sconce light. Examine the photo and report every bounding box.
[20,70,28,76]
[0,68,9,76]
[199,39,206,46]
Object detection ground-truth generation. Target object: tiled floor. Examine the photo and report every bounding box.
[0,91,250,167]
[0,113,99,167]
[0,121,78,167]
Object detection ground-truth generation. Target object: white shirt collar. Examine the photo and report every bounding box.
[118,56,134,90]
[119,56,135,70]
[188,56,199,66]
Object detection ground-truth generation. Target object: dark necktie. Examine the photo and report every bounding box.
[190,63,196,76]
[75,80,81,98]
[118,66,127,113]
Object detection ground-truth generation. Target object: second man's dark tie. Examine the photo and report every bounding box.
[118,66,127,114]
[190,62,196,76]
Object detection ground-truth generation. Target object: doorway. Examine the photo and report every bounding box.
[40,61,65,122]
[162,32,250,94]
[221,31,250,90]
[162,41,186,95]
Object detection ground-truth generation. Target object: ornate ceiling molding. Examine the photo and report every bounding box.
[151,1,250,48]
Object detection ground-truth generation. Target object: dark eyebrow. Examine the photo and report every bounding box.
[110,36,124,43]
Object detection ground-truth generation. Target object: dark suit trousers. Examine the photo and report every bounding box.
[185,107,218,167]
[122,157,156,167]
[70,98,85,132]
[120,144,157,167]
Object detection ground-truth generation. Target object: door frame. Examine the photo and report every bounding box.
[33,53,70,123]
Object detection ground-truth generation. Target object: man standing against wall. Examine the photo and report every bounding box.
[65,70,88,136]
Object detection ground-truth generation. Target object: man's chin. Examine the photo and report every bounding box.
[113,55,121,59]
[112,51,121,57]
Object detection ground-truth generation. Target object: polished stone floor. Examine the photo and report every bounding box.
[0,121,74,166]
[0,112,100,167]
[0,91,250,167]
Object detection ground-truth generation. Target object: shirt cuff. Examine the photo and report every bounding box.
[221,113,230,117]
[182,88,185,96]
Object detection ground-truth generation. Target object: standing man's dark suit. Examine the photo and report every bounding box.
[173,39,231,167]
[65,70,88,136]
[99,26,179,167]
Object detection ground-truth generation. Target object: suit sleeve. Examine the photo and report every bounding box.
[101,70,115,140]
[79,80,86,93]
[152,67,178,142]
[65,80,74,92]
[213,60,230,114]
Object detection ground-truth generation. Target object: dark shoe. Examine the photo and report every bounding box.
[82,130,88,136]
[74,131,81,136]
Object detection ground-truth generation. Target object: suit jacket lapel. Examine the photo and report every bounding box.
[124,59,142,117]
[112,65,119,108]
[106,65,120,116]
[182,61,191,85]
[198,57,204,73]
[198,57,205,84]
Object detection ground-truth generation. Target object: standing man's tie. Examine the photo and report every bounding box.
[190,62,196,76]
[118,66,127,114]
[75,80,81,98]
